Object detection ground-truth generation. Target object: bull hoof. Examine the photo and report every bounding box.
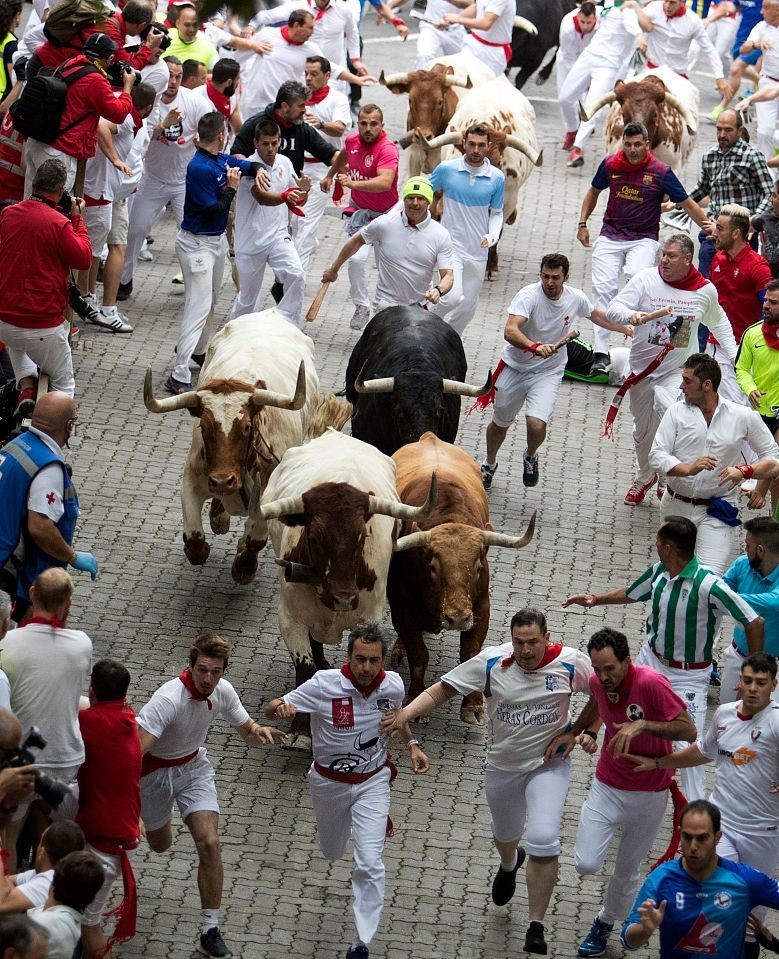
[209,500,230,535]
[282,733,312,752]
[183,533,210,565]
[231,549,259,585]
[390,641,407,668]
[461,705,486,726]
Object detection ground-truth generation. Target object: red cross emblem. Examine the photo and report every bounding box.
[46,492,55,504]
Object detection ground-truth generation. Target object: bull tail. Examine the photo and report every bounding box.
[308,393,353,438]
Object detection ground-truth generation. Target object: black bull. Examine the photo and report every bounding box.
[509,0,577,89]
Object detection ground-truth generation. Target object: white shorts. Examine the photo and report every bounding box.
[83,204,113,257]
[11,763,81,822]
[140,749,219,831]
[483,759,571,855]
[492,366,563,429]
[81,844,136,927]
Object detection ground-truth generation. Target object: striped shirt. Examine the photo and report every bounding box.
[626,558,758,663]
[689,138,773,219]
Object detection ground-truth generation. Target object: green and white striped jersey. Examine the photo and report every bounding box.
[626,558,758,663]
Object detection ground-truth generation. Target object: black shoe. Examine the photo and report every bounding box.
[270,280,284,304]
[198,928,233,958]
[116,280,133,301]
[590,352,609,376]
[522,449,539,487]
[524,921,548,955]
[346,947,369,959]
[164,373,193,395]
[491,847,525,905]
[146,234,154,246]
[743,940,760,959]
[192,353,206,368]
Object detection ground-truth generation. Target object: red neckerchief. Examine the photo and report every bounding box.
[311,0,329,18]
[307,85,330,105]
[660,264,708,291]
[25,615,66,629]
[359,129,387,147]
[340,662,386,698]
[281,25,305,45]
[763,320,779,350]
[573,14,583,35]
[274,108,294,129]
[666,4,686,19]
[179,668,212,709]
[608,148,654,174]
[130,106,143,135]
[501,642,564,671]
[206,81,232,120]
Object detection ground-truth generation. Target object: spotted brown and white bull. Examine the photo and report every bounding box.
[388,433,536,725]
[143,311,349,585]
[254,429,437,748]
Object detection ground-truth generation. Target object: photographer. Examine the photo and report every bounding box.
[0,709,34,829]
[0,158,91,407]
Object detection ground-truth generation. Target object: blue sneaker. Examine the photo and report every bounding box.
[710,660,722,687]
[578,917,614,957]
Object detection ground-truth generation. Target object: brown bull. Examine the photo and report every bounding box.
[388,432,536,725]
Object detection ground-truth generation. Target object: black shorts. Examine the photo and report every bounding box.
[760,414,779,438]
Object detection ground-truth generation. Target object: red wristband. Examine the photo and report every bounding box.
[526,342,541,355]
[391,16,405,26]
[738,464,755,480]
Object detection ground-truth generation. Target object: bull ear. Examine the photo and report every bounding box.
[278,513,306,527]
[614,80,625,91]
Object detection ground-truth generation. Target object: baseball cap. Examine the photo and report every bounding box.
[402,176,434,204]
[83,33,119,60]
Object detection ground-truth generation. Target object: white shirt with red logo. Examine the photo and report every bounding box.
[282,669,405,775]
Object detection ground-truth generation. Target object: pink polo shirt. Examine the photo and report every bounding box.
[591,663,686,792]
[345,130,399,213]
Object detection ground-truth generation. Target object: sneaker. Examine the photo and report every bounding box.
[577,916,614,957]
[710,660,722,688]
[346,947,369,959]
[567,146,584,167]
[192,353,206,368]
[524,921,548,955]
[14,386,35,419]
[198,927,233,958]
[146,234,154,246]
[138,247,153,262]
[116,280,133,301]
[350,305,370,331]
[523,449,539,487]
[165,373,193,395]
[657,480,666,500]
[561,131,576,150]
[270,280,284,304]
[624,475,658,505]
[481,461,498,491]
[89,309,133,333]
[491,847,525,905]
[81,294,100,324]
[707,104,724,122]
[171,273,184,284]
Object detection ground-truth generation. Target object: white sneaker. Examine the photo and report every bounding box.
[350,305,371,331]
[90,308,133,334]
[138,247,153,262]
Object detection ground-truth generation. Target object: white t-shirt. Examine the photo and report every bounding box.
[15,868,53,909]
[252,0,360,65]
[140,58,171,98]
[441,643,592,772]
[234,151,298,253]
[0,623,92,768]
[85,113,137,203]
[361,210,454,307]
[699,701,779,837]
[142,87,212,186]
[501,282,594,375]
[473,0,514,45]
[137,676,250,760]
[0,669,10,711]
[25,427,67,524]
[580,4,641,69]
[645,1,723,78]
[283,668,405,774]
[27,905,81,959]
[747,20,779,80]
[557,9,597,73]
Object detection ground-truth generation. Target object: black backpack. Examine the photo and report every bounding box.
[10,60,97,143]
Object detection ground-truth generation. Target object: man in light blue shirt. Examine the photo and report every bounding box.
[721,516,779,703]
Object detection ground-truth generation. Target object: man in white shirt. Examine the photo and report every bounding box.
[443,0,514,78]
[138,632,285,959]
[739,0,779,159]
[265,623,429,959]
[650,352,779,572]
[0,820,85,914]
[0,569,91,867]
[382,608,592,957]
[28,851,104,959]
[416,0,467,67]
[605,233,739,506]
[479,252,624,492]
[322,176,454,322]
[557,2,598,150]
[229,118,310,326]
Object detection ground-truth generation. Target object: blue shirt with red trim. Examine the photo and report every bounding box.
[593,154,688,242]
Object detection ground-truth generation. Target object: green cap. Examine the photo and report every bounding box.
[402,176,434,204]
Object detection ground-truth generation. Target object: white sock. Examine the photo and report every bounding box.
[482,459,497,469]
[100,306,117,316]
[201,909,220,934]
[85,292,96,304]
[500,850,518,871]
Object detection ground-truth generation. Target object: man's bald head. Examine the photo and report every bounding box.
[30,569,73,616]
[0,708,21,751]
[30,393,76,440]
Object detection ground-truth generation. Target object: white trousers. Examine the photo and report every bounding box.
[558,55,620,147]
[122,173,186,285]
[173,230,226,385]
[229,238,305,327]
[292,169,329,272]
[659,497,734,574]
[591,236,659,354]
[627,367,680,484]
[463,36,505,78]
[23,140,76,197]
[443,255,486,335]
[720,641,746,706]
[635,640,710,800]
[754,95,779,161]
[718,829,779,926]
[309,767,390,946]
[415,23,467,68]
[0,321,74,395]
[483,759,571,855]
[574,778,668,924]
[348,242,372,308]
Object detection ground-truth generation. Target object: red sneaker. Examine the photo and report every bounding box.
[624,475,658,505]
[14,386,35,420]
[561,131,576,150]
[567,147,584,167]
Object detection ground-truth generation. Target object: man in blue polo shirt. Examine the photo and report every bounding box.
[577,120,710,374]
[720,516,779,703]
[428,123,504,335]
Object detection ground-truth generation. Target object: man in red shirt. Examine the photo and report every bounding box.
[23,33,135,197]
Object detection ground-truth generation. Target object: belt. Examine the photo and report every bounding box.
[667,488,712,507]
[731,641,746,656]
[470,31,512,62]
[141,748,199,777]
[652,646,711,670]
[313,760,389,784]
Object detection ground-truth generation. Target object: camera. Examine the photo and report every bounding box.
[5,727,70,810]
[56,189,73,217]
[139,21,171,51]
[106,61,142,88]
[68,282,94,322]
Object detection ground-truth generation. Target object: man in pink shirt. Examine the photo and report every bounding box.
[547,627,696,959]
[321,103,398,329]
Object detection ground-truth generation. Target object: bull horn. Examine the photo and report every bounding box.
[504,134,543,167]
[580,91,617,122]
[398,130,416,149]
[513,14,538,34]
[482,510,537,550]
[393,530,432,552]
[443,73,471,88]
[663,92,697,135]
[368,473,438,522]
[355,363,394,394]
[143,367,201,413]
[379,70,410,87]
[441,369,493,398]
[259,493,305,521]
[418,130,462,151]
[250,360,306,410]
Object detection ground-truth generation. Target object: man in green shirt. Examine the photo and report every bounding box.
[166,6,218,69]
